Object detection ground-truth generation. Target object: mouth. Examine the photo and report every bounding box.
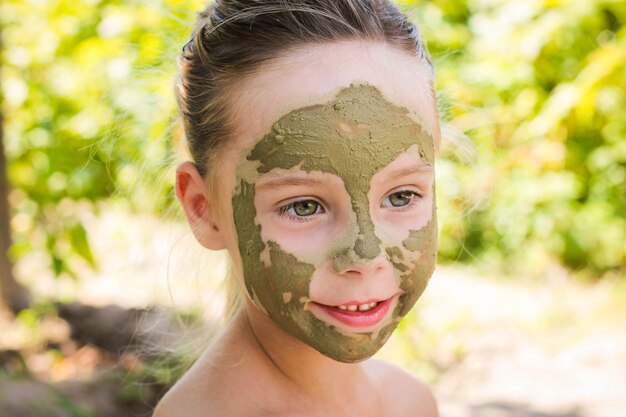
[309,295,398,331]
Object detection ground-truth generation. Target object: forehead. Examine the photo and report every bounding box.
[227,40,439,154]
[240,84,434,186]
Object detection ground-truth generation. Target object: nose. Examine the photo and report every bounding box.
[333,252,389,277]
[330,191,385,275]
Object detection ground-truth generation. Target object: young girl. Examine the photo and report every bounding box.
[155,0,440,415]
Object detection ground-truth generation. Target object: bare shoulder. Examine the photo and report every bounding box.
[152,340,244,417]
[152,357,220,417]
[152,384,201,417]
[364,359,439,417]
[152,318,279,417]
[152,384,194,417]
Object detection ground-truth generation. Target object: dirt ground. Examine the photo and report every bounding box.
[420,269,626,417]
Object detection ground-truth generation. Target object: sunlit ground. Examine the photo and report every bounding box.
[5,205,626,417]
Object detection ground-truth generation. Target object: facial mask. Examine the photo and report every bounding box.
[232,84,437,363]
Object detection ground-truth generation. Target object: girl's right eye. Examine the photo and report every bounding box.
[278,199,324,220]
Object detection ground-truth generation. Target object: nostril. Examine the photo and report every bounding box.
[369,255,389,272]
[335,254,388,277]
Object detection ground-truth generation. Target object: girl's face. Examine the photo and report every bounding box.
[214,42,438,362]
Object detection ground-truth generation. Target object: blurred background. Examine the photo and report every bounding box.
[1,0,624,416]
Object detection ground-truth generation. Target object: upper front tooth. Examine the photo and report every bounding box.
[347,305,358,312]
[338,305,347,310]
[358,304,371,311]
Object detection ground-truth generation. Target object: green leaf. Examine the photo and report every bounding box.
[68,223,97,269]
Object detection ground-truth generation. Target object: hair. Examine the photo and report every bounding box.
[174,0,436,321]
[175,0,434,180]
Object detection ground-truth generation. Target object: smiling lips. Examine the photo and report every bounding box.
[312,297,394,329]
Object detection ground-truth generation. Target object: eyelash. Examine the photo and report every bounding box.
[276,189,423,222]
[277,199,325,222]
[381,189,423,211]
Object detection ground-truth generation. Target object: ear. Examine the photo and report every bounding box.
[175,161,226,250]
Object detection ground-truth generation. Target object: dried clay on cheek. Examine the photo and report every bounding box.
[232,84,437,362]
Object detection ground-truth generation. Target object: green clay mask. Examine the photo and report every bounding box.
[232,84,437,363]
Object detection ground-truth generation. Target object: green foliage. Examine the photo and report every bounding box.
[2,0,624,280]
[1,0,202,278]
[406,0,626,278]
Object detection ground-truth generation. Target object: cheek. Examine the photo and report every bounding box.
[220,203,239,250]
[257,219,333,264]
[372,197,435,257]
[378,197,434,242]
[380,197,437,298]
[394,210,438,308]
[253,189,353,267]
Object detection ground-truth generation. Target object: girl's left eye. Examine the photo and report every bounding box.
[382,190,421,208]
[278,199,324,219]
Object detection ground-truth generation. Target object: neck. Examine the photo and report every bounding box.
[241,301,372,405]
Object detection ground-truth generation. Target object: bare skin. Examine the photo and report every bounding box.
[155,307,437,417]
[154,40,440,417]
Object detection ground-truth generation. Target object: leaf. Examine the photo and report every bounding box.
[51,255,64,277]
[67,223,97,269]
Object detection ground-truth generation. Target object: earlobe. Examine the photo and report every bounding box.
[175,161,226,250]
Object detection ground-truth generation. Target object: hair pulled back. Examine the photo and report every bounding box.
[176,0,431,177]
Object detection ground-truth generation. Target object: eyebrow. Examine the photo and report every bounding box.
[255,161,433,190]
[256,175,325,190]
[386,162,433,182]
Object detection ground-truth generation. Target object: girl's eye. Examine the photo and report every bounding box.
[278,199,323,218]
[383,190,421,208]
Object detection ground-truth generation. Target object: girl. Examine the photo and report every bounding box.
[156,0,440,415]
